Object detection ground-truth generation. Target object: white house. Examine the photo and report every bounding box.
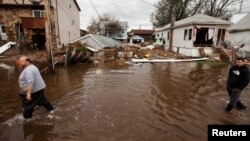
[54,0,81,46]
[100,21,128,42]
[229,13,250,57]
[154,14,231,57]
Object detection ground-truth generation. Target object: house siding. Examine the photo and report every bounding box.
[56,0,80,46]
[230,31,250,52]
[0,0,80,49]
[173,26,193,48]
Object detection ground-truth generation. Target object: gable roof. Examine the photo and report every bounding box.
[156,14,231,32]
[230,13,248,24]
[73,0,81,11]
[73,34,120,50]
[230,13,250,32]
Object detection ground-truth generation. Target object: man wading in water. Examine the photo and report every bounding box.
[17,56,54,119]
[226,57,250,112]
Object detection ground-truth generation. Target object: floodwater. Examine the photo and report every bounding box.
[0,61,250,141]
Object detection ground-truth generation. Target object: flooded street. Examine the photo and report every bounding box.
[0,61,250,141]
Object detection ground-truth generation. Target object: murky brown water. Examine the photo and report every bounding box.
[0,61,250,141]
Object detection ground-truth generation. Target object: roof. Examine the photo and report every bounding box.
[230,13,250,32]
[73,0,81,11]
[73,34,120,50]
[0,0,40,5]
[155,14,231,32]
[230,13,248,24]
[131,29,154,35]
[0,0,81,11]
[131,35,144,39]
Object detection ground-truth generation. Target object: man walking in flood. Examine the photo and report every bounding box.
[18,56,54,119]
[226,57,250,112]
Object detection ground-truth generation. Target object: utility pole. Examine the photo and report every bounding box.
[239,0,243,14]
[168,1,175,52]
[44,0,55,72]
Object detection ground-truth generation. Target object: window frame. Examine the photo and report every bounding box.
[32,10,45,18]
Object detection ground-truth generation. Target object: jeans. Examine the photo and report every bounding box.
[227,86,242,107]
[19,89,54,119]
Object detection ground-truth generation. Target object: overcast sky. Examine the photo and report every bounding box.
[76,0,250,31]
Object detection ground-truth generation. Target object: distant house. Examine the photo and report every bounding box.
[154,14,231,57]
[229,13,250,57]
[128,29,154,44]
[0,0,81,49]
[100,21,128,42]
[73,34,120,51]
[73,34,121,60]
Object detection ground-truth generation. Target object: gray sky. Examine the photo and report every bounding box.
[76,0,250,31]
[76,0,156,30]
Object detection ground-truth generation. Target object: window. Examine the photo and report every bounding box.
[1,25,6,33]
[157,34,159,37]
[194,27,214,47]
[184,29,192,40]
[184,29,188,40]
[32,10,44,18]
[161,32,163,37]
[188,29,192,40]
[0,24,7,40]
[167,31,169,40]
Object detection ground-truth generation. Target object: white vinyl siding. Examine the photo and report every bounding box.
[57,0,80,45]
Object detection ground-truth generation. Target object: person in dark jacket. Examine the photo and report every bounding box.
[226,57,250,112]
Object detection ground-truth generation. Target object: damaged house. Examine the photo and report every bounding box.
[229,13,250,58]
[154,14,231,57]
[0,0,81,50]
[73,34,121,60]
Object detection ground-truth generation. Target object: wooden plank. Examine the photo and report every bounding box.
[131,58,209,63]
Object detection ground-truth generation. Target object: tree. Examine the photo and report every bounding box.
[150,0,192,28]
[87,13,121,37]
[87,18,100,34]
[151,0,239,28]
[203,0,238,17]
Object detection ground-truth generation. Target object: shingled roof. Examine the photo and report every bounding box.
[156,14,231,32]
[130,29,154,35]
[230,13,250,32]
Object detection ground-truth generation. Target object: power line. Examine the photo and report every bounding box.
[89,0,101,18]
[139,0,156,8]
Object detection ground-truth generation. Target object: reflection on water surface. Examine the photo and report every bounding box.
[0,61,250,141]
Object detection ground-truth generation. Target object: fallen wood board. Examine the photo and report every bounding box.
[131,58,209,63]
[0,42,16,54]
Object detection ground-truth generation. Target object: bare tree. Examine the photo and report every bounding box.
[203,0,238,17]
[87,18,100,34]
[87,13,121,37]
[151,0,238,28]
